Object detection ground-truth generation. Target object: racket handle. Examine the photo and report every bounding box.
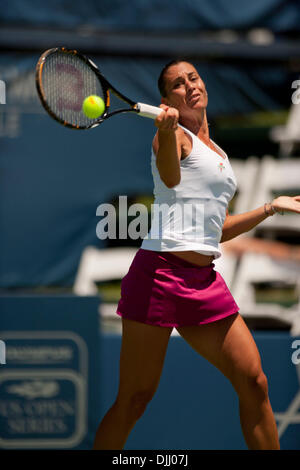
[136,102,163,119]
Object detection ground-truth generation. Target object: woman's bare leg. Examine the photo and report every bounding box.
[93,318,173,449]
[177,313,280,450]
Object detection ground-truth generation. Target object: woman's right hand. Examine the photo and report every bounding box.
[155,104,179,131]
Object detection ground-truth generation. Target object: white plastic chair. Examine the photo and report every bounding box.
[231,253,300,330]
[213,249,238,290]
[270,102,300,157]
[290,305,300,336]
[73,246,137,296]
[230,157,260,214]
[73,246,182,336]
[250,155,300,233]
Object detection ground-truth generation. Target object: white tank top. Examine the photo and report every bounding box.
[141,125,237,259]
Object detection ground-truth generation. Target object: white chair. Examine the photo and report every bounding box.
[73,246,182,336]
[290,304,300,336]
[214,157,260,290]
[230,157,260,214]
[270,102,300,157]
[73,246,137,296]
[231,253,300,330]
[213,249,238,290]
[250,155,300,233]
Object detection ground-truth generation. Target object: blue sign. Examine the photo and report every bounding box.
[0,295,101,449]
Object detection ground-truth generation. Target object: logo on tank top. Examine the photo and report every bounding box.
[218,162,225,172]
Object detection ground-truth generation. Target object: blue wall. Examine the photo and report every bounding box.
[100,332,300,450]
[1,294,299,449]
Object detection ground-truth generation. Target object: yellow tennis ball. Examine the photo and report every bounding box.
[82,95,105,119]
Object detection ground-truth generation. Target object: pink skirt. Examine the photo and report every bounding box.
[116,249,239,328]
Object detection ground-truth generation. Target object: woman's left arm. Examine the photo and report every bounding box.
[221,195,300,243]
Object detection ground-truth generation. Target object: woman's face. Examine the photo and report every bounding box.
[162,62,208,114]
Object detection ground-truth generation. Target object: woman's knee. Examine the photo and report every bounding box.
[130,390,155,419]
[232,368,269,402]
[116,388,156,421]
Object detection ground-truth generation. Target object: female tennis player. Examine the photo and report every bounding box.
[93,60,300,450]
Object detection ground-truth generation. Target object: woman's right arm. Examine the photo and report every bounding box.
[152,105,184,188]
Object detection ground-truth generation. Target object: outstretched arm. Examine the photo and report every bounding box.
[153,104,188,188]
[221,196,300,243]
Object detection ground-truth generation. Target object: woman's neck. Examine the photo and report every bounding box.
[180,111,210,144]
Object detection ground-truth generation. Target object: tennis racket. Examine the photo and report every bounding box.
[35,47,162,130]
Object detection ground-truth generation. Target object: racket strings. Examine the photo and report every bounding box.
[41,52,105,128]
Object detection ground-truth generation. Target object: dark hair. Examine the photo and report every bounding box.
[158,59,191,97]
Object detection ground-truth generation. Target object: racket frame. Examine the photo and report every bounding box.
[36,47,140,130]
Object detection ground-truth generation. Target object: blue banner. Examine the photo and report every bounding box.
[1,0,300,33]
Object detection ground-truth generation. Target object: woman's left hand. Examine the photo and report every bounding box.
[271,195,300,214]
